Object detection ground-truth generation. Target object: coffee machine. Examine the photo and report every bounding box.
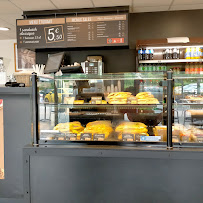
[81,56,104,75]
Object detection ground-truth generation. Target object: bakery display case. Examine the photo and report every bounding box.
[34,72,167,145]
[173,73,203,145]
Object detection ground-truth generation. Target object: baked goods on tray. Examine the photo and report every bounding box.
[115,122,148,140]
[53,121,84,139]
[107,92,132,104]
[83,120,113,139]
[136,92,159,104]
[74,100,84,104]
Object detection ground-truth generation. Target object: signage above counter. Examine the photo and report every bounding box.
[16,13,128,49]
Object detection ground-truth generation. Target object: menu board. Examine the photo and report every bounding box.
[17,18,66,48]
[16,14,128,48]
[66,14,128,47]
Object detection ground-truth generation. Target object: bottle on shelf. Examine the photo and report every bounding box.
[200,63,203,74]
[177,48,180,59]
[143,64,148,72]
[152,64,156,71]
[176,67,180,74]
[190,63,195,74]
[148,64,153,72]
[163,50,166,59]
[138,65,143,72]
[196,47,201,59]
[169,49,173,59]
[138,48,143,60]
[149,49,154,60]
[145,49,150,60]
[194,62,199,74]
[201,47,203,59]
[142,49,146,60]
[172,48,178,59]
[165,49,170,59]
[185,63,190,74]
[185,47,191,59]
[191,47,196,59]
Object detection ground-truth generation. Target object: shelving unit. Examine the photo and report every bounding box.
[139,59,203,64]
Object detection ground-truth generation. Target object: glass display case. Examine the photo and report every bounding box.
[35,72,167,145]
[173,73,203,145]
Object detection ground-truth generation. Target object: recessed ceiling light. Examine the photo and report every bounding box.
[0,27,10,31]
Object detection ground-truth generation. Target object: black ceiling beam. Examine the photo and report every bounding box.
[23,6,129,19]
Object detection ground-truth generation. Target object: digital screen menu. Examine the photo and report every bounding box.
[16,14,128,48]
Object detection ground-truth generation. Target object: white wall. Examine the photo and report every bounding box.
[0,39,16,76]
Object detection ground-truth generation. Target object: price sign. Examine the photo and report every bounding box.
[93,134,105,141]
[81,133,92,141]
[66,133,77,141]
[17,18,66,48]
[122,134,134,141]
[44,25,64,43]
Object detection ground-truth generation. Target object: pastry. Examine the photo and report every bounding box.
[84,120,113,139]
[115,122,148,140]
[53,121,84,139]
[74,100,84,104]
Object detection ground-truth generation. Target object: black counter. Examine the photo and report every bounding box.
[24,144,203,203]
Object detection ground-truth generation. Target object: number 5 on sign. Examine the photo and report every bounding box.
[44,25,64,43]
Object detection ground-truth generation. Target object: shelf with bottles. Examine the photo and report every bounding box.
[138,46,203,63]
[138,64,184,73]
[139,59,203,64]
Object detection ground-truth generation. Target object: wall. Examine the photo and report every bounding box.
[0,39,16,76]
[35,9,203,72]
[130,9,203,48]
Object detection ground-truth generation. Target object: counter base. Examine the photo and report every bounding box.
[24,145,203,203]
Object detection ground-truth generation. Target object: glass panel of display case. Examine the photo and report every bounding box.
[37,73,166,144]
[174,73,203,144]
[0,99,4,179]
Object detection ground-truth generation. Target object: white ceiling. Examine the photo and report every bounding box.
[0,0,202,40]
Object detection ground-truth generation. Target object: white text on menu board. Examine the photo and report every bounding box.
[28,19,53,25]
[71,17,92,22]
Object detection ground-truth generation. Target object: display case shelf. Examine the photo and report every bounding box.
[39,103,164,109]
[139,59,203,64]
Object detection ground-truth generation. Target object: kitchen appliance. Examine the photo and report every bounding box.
[81,56,104,75]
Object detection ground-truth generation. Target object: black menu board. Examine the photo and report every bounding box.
[66,14,128,47]
[17,18,66,48]
[16,14,128,48]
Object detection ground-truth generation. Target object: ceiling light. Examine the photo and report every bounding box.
[0,27,10,31]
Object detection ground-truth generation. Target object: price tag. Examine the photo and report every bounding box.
[81,133,92,141]
[182,136,189,142]
[44,25,64,43]
[91,97,102,104]
[93,134,105,141]
[196,136,203,143]
[122,134,134,141]
[66,133,77,141]
[135,134,141,141]
[140,136,161,142]
[172,135,180,142]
